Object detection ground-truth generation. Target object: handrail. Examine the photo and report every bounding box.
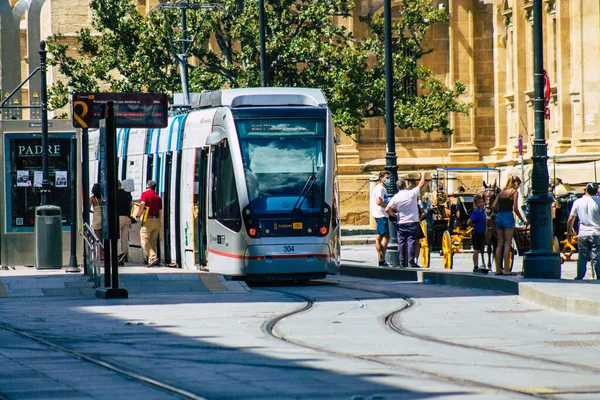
[79,222,103,287]
[81,222,104,249]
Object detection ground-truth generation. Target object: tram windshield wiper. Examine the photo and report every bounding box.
[291,174,316,214]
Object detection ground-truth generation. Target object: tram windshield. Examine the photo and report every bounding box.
[236,117,326,217]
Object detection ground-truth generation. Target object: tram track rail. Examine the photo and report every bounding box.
[0,322,208,400]
[262,281,600,399]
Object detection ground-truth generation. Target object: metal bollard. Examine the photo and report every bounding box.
[386,218,399,267]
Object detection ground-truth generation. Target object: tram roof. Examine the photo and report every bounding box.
[194,88,327,109]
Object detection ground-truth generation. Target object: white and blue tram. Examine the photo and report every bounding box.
[88,88,341,280]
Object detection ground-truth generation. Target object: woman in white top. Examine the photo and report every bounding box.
[371,171,391,267]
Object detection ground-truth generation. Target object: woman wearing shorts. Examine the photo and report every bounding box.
[492,176,528,275]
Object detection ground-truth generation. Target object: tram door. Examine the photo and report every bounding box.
[162,152,173,264]
[193,148,209,266]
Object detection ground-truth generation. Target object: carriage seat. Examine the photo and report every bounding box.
[453,195,474,224]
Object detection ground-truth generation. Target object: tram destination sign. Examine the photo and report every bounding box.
[72,93,168,129]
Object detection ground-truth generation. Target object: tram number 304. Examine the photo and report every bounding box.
[283,246,295,253]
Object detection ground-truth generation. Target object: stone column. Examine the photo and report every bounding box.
[447,0,486,163]
[553,0,573,154]
[571,0,600,151]
[0,0,29,120]
[27,0,47,120]
[489,2,508,160]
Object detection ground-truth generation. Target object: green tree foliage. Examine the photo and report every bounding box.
[359,0,471,135]
[47,0,470,135]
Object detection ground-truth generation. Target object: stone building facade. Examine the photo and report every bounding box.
[338,0,600,225]
[2,0,599,225]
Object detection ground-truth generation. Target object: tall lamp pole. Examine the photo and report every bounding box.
[150,2,224,106]
[39,41,50,206]
[259,0,268,87]
[522,0,560,278]
[179,1,190,105]
[383,0,399,266]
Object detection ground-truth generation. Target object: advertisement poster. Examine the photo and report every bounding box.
[34,171,43,188]
[17,170,30,187]
[55,171,68,188]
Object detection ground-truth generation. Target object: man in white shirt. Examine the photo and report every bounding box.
[386,171,426,268]
[567,183,600,280]
[371,171,391,267]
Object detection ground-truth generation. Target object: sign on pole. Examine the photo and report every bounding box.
[72,93,168,129]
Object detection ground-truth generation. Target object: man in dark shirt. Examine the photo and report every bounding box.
[117,180,133,265]
[136,180,162,267]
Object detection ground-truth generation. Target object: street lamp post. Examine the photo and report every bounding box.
[150,2,224,106]
[179,1,190,105]
[259,0,268,87]
[383,0,399,266]
[522,0,561,278]
[39,41,50,206]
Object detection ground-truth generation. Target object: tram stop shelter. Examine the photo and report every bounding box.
[0,120,82,268]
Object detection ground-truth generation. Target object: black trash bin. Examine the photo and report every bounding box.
[35,205,63,269]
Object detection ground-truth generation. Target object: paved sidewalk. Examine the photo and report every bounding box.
[0,265,249,298]
[341,227,600,318]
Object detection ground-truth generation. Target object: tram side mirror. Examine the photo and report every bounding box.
[206,131,226,146]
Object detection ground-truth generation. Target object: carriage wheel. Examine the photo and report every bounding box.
[552,236,559,252]
[419,221,430,268]
[560,235,578,261]
[552,236,565,265]
[442,230,453,269]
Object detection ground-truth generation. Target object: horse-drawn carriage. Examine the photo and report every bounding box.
[419,167,501,269]
[418,165,586,271]
[498,184,582,272]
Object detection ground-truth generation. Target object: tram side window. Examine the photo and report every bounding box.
[211,139,241,232]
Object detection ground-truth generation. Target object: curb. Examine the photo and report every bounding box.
[341,237,376,246]
[341,228,374,236]
[420,270,519,294]
[340,264,518,294]
[340,264,418,281]
[518,283,600,318]
[340,264,599,318]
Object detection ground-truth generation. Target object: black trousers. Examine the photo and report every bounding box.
[397,222,419,268]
